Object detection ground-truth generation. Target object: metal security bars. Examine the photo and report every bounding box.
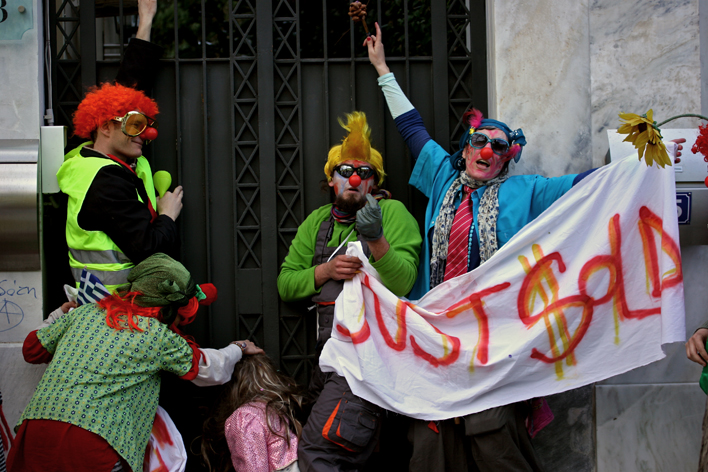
[446,0,487,150]
[47,0,487,387]
[50,0,87,128]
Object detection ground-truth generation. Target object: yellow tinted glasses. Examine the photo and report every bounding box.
[112,111,158,137]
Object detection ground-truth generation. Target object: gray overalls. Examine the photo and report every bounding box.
[307,217,371,399]
[299,218,382,472]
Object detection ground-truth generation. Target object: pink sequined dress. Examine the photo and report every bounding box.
[225,401,299,472]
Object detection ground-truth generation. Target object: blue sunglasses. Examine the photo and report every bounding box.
[467,132,510,155]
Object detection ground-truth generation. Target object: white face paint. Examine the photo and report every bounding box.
[329,159,375,202]
[464,128,513,181]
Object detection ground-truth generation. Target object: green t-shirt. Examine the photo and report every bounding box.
[277,199,421,300]
[19,303,193,472]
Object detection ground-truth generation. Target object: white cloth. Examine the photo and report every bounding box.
[63,284,78,303]
[36,286,80,329]
[144,406,187,472]
[36,306,67,330]
[319,154,686,420]
[191,344,243,386]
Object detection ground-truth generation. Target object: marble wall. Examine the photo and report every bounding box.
[0,346,48,428]
[487,0,704,471]
[489,0,702,175]
[589,0,702,168]
[488,0,593,178]
[596,384,705,472]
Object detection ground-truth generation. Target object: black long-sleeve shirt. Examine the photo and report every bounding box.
[75,37,176,264]
[115,38,163,92]
[76,147,179,264]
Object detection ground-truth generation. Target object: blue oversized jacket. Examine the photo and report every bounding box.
[408,138,577,300]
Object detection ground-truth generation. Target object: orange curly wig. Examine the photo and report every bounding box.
[72,83,159,139]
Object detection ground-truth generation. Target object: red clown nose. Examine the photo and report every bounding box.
[349,174,362,187]
[140,127,158,141]
[480,146,494,159]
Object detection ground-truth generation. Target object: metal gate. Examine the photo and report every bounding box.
[48,0,487,386]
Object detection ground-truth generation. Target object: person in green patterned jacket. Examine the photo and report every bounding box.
[7,253,262,472]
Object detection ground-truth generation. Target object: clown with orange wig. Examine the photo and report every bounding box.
[365,22,596,472]
[57,81,184,292]
[278,112,421,471]
[8,253,262,472]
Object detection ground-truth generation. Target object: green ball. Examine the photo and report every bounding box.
[153,170,172,198]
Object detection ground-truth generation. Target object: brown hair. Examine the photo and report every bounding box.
[200,353,303,472]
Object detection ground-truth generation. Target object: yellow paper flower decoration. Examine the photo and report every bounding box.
[617,109,671,168]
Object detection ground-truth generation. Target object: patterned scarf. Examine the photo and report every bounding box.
[430,171,509,288]
[331,188,392,224]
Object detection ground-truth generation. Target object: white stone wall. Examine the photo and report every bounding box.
[0,0,44,432]
[488,0,702,175]
[488,0,593,177]
[487,1,704,470]
[590,0,701,168]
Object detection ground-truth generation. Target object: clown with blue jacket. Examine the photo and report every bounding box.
[365,22,595,472]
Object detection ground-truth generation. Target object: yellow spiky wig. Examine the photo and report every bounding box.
[324,111,386,185]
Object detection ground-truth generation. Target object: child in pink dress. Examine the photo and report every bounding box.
[201,354,302,472]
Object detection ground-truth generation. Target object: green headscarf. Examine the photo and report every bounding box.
[126,253,197,324]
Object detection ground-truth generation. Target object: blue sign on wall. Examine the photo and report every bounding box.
[0,0,33,41]
[676,192,691,225]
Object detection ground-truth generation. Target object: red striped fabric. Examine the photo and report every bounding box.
[444,186,474,281]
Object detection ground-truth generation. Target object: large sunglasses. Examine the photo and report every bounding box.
[112,111,158,137]
[334,164,376,180]
[467,132,510,155]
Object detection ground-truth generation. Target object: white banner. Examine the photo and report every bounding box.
[320,155,686,420]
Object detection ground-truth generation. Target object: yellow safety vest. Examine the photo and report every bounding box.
[58,143,157,291]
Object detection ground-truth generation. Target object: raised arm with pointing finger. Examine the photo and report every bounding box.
[116,0,163,92]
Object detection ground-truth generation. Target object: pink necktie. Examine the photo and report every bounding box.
[444,186,474,281]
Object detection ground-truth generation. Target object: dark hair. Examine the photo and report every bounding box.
[200,354,304,472]
[320,179,381,202]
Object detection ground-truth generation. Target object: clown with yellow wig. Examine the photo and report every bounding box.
[278,112,421,470]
